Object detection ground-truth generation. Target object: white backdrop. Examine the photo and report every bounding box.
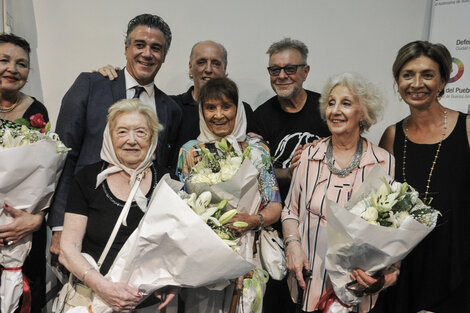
[5,0,433,144]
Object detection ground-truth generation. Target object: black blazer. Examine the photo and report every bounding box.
[48,69,181,227]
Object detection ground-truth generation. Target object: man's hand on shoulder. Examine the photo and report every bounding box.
[93,64,120,80]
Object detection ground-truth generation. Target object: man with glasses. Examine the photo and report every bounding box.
[253,38,329,312]
[254,38,329,200]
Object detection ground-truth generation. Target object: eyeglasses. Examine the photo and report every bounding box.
[267,64,306,76]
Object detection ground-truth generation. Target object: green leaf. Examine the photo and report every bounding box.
[218,138,229,153]
[399,182,408,196]
[45,122,51,133]
[14,118,30,127]
[392,194,413,212]
[242,145,251,161]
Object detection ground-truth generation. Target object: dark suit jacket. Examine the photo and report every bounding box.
[48,69,181,227]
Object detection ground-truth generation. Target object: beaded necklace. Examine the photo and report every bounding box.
[0,94,22,113]
[402,109,447,204]
[326,136,363,178]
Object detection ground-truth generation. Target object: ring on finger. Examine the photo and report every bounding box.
[7,240,14,246]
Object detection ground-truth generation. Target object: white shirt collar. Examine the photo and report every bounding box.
[124,67,155,97]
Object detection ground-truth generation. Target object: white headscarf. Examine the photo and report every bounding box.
[197,98,247,155]
[96,122,157,212]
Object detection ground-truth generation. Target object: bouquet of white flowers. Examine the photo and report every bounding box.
[324,165,440,312]
[349,178,439,228]
[184,140,261,263]
[0,118,69,313]
[83,175,255,313]
[181,191,248,252]
[187,138,251,185]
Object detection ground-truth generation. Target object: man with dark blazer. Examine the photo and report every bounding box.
[48,14,181,255]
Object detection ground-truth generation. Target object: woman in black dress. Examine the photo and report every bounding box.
[375,41,470,313]
[60,99,177,312]
[0,33,49,313]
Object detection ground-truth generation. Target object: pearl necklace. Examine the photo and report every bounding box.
[402,109,447,204]
[0,94,22,113]
[326,137,363,178]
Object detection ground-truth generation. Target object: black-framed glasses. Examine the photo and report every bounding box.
[267,64,306,76]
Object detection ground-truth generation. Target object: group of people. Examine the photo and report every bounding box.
[0,11,468,313]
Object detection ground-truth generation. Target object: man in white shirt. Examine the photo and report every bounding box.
[48,14,181,255]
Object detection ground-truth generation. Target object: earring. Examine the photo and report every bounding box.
[359,120,365,130]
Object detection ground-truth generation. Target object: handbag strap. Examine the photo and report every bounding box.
[97,171,145,268]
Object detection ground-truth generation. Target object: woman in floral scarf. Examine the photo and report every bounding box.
[177,77,282,313]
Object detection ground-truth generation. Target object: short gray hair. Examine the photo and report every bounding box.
[266,38,309,63]
[319,72,385,133]
[108,99,162,141]
[125,14,172,55]
[190,40,228,66]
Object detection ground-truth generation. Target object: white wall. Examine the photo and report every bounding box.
[8,0,432,144]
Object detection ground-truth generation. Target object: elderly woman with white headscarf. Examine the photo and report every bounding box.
[59,99,176,313]
[177,77,282,313]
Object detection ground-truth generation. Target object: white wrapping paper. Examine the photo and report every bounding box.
[324,165,434,307]
[0,139,67,313]
[185,158,262,261]
[89,175,255,313]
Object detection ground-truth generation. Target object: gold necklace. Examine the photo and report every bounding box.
[402,109,447,204]
[0,94,22,113]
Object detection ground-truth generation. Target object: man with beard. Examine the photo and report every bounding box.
[254,38,329,201]
[253,38,329,313]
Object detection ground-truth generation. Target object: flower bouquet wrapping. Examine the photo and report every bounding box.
[184,140,262,262]
[324,164,439,311]
[181,139,270,313]
[0,118,69,313]
[86,175,255,313]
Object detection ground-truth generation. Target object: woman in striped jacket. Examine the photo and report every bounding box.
[281,72,397,313]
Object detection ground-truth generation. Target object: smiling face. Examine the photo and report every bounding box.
[325,85,364,138]
[125,25,166,85]
[269,48,309,99]
[111,111,152,169]
[202,95,237,138]
[397,55,445,110]
[0,43,29,92]
[190,41,227,92]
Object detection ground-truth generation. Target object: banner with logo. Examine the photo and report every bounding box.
[430,1,470,113]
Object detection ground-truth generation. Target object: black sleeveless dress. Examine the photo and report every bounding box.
[372,112,470,313]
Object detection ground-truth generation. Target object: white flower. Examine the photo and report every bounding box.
[220,165,237,181]
[55,141,70,154]
[194,191,212,214]
[361,207,379,222]
[390,181,402,194]
[208,172,222,185]
[349,199,370,216]
[410,190,419,204]
[230,156,242,168]
[190,173,212,184]
[184,193,197,210]
[371,182,399,212]
[397,211,411,227]
[2,129,24,148]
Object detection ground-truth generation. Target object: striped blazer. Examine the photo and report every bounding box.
[281,137,394,312]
